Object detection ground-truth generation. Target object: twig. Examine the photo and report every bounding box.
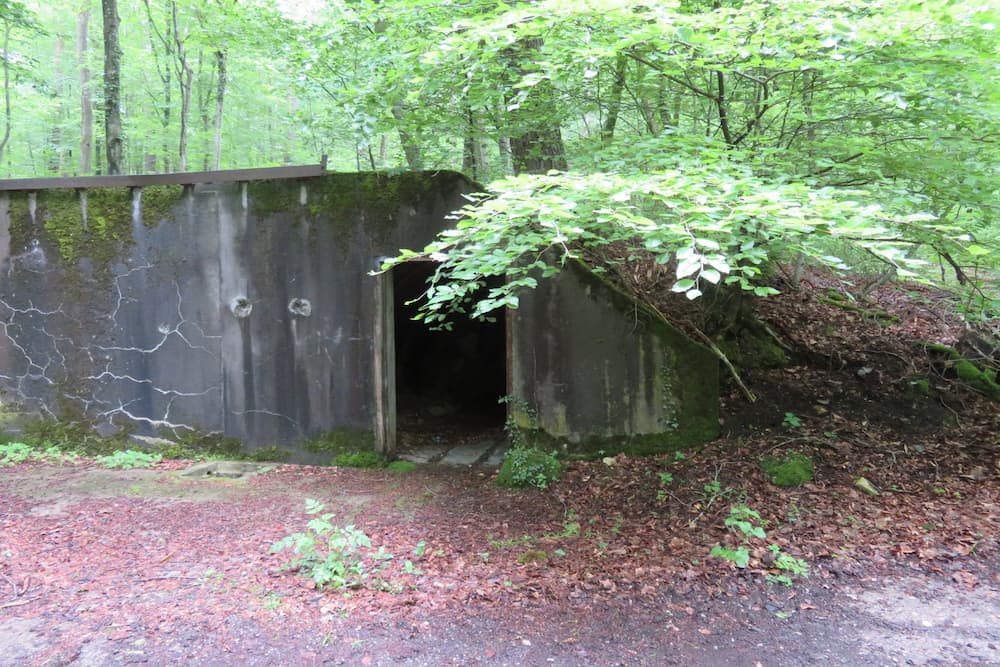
[0,597,39,610]
[2,574,30,598]
[646,301,758,402]
[685,322,757,403]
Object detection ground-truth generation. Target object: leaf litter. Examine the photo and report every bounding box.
[0,272,998,665]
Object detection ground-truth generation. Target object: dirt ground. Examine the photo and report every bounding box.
[2,273,999,666]
[0,460,997,667]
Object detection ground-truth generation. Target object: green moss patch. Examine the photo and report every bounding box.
[517,549,549,564]
[926,343,1000,401]
[386,460,418,474]
[331,450,384,468]
[304,428,376,454]
[761,452,815,487]
[6,185,183,278]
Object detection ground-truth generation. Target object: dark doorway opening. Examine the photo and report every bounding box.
[393,262,506,446]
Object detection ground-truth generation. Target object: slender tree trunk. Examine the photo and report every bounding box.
[102,0,123,174]
[47,36,66,174]
[462,104,480,179]
[390,103,422,170]
[283,96,297,166]
[211,50,225,170]
[171,1,191,171]
[142,0,174,172]
[77,8,92,174]
[601,54,627,143]
[0,23,12,166]
[196,48,211,170]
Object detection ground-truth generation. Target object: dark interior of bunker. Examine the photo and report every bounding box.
[393,262,506,444]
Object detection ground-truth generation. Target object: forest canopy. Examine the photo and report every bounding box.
[3,0,998,317]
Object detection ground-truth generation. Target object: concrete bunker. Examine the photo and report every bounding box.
[0,166,719,462]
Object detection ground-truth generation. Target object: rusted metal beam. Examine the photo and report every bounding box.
[0,163,327,192]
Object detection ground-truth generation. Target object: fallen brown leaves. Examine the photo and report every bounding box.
[1,270,998,665]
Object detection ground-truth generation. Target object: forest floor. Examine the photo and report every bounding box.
[1,272,999,666]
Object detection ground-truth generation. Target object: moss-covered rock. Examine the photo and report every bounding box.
[926,343,1000,401]
[761,452,815,487]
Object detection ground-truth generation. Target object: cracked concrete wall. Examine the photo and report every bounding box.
[0,172,473,455]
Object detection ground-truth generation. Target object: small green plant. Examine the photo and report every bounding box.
[765,545,810,587]
[270,499,393,590]
[496,446,561,489]
[386,460,418,473]
[710,504,809,586]
[331,450,383,468]
[413,540,428,557]
[698,477,734,510]
[724,504,767,540]
[761,452,815,487]
[710,544,751,568]
[656,471,674,502]
[261,592,282,610]
[97,449,162,469]
[782,412,802,429]
[0,442,33,465]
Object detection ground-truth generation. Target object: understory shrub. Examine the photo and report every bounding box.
[496,446,562,489]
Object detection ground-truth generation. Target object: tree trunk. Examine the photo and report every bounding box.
[102,0,123,174]
[505,38,567,175]
[509,119,567,175]
[390,103,422,170]
[142,0,173,172]
[0,23,10,167]
[47,36,65,174]
[172,1,191,171]
[77,8,93,175]
[601,54,627,143]
[212,50,226,170]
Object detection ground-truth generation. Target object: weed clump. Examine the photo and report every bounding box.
[386,460,418,474]
[97,449,162,469]
[517,549,549,564]
[761,452,814,487]
[496,447,562,489]
[331,450,383,468]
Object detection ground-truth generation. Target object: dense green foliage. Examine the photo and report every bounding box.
[6,0,999,315]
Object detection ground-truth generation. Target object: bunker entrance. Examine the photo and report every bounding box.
[392,262,506,449]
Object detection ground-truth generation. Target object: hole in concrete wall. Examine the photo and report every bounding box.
[393,262,506,442]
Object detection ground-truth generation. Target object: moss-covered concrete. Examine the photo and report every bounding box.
[510,258,719,457]
[303,428,377,454]
[6,185,184,274]
[248,171,467,247]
